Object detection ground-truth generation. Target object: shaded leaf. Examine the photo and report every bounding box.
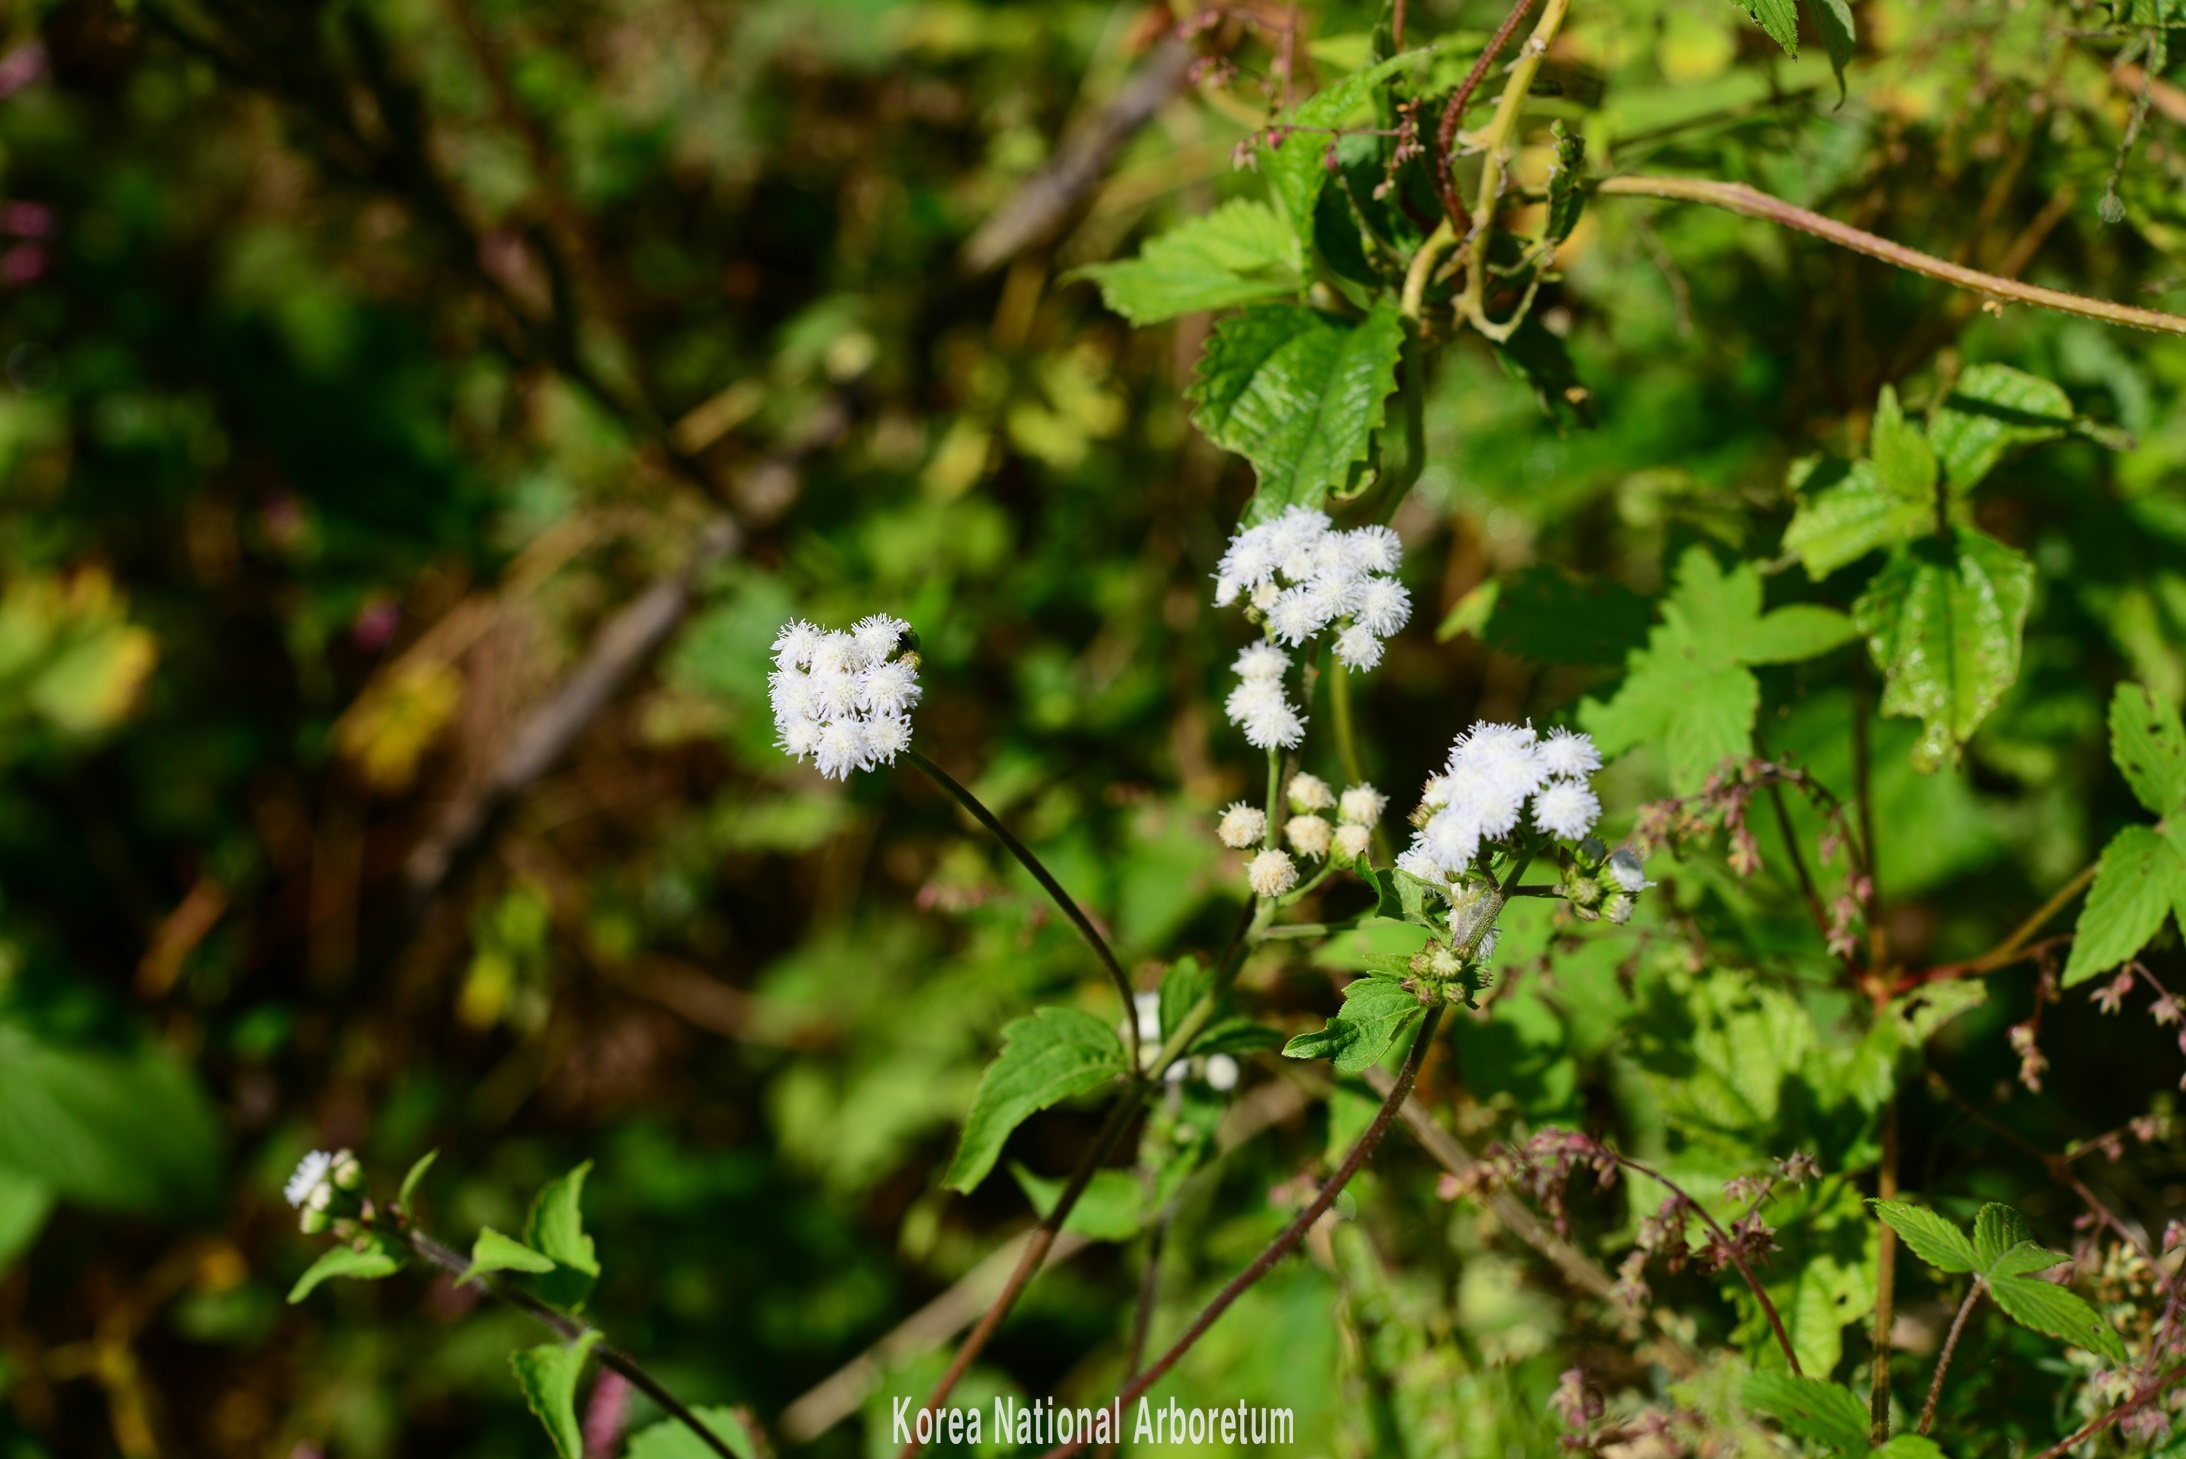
[1931,363,2073,490]
[625,1406,759,1459]
[1009,1163,1146,1241]
[944,1007,1127,1193]
[1871,1200,1977,1273]
[0,1168,52,1268]
[396,1150,437,1212]
[0,1021,223,1215]
[1471,563,1653,666]
[1074,201,1300,325]
[509,1332,602,1459]
[1545,121,1587,243]
[1801,0,1858,96]
[1191,1016,1286,1055]
[1741,1371,1867,1454]
[1188,302,1405,522]
[1853,529,2034,770]
[1158,955,1213,1054]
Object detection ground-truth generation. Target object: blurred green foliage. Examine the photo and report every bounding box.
[3,0,2186,1454]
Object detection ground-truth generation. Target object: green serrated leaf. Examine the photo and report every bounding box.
[1800,0,1857,96]
[1188,302,1405,522]
[1989,1273,2129,1362]
[1734,0,1803,55]
[625,1407,759,1459]
[1282,974,1426,1074]
[1073,201,1301,325]
[466,1226,557,1283]
[1931,363,2073,491]
[944,1007,1128,1193]
[1545,121,1587,243]
[2110,681,2186,819]
[1741,1371,1868,1454]
[396,1150,438,1212]
[1853,528,2034,771]
[289,1239,405,1303]
[1871,1199,1978,1273]
[1740,603,1857,664]
[510,1331,602,1459]
[2064,824,2186,985]
[1783,459,1933,580]
[1972,1204,2036,1271]
[1990,1240,2071,1279]
[526,1161,600,1310]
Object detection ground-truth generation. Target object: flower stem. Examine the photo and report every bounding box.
[1456,0,1570,339]
[1264,748,1283,849]
[402,1229,742,1459]
[1040,1004,1448,1459]
[907,747,1139,1068]
[1919,1282,1982,1435]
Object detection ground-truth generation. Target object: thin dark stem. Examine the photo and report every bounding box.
[1040,1005,1448,1459]
[1765,779,1845,973]
[1431,0,1537,233]
[1608,1154,1803,1377]
[1919,1283,1982,1435]
[1871,1094,1899,1443]
[1851,668,1885,976]
[907,747,1139,1068]
[1125,1207,1172,1381]
[902,1087,1145,1451]
[404,1231,741,1459]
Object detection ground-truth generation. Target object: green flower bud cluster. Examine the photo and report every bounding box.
[1559,839,1653,925]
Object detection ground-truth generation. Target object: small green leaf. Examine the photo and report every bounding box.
[1930,363,2073,491]
[2063,824,2186,986]
[1853,528,2034,771]
[1871,1200,1977,1273]
[1988,1274,2129,1363]
[1972,1203,2036,1271]
[1739,604,1857,664]
[1733,0,1802,55]
[466,1226,556,1282]
[509,1331,602,1459]
[1741,1371,1868,1454]
[2110,681,2186,819]
[1544,121,1587,243]
[1870,385,1938,503]
[1073,201,1301,325]
[1873,1437,1947,1458]
[396,1150,438,1212]
[1363,861,1442,929]
[944,1007,1128,1193]
[1800,0,1857,96]
[1783,459,1932,580]
[1158,956,1213,1054]
[625,1406,759,1459]
[1282,975,1425,1074]
[289,1239,405,1303]
[526,1161,601,1310]
[1990,1240,2072,1279]
[1188,302,1405,522]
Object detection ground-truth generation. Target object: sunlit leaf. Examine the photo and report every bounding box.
[944,1007,1127,1193]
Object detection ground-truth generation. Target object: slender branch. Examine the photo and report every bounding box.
[1871,1094,1899,1443]
[1595,174,2186,336]
[1919,1283,1982,1435]
[403,1231,741,1459]
[1608,1153,1803,1377]
[1430,0,1537,232]
[1041,1005,1449,1459]
[907,747,1140,1069]
[1124,1205,1173,1383]
[1920,861,2098,983]
[2031,1362,2186,1459]
[1399,218,1456,320]
[1456,0,1569,338]
[1766,779,1841,969]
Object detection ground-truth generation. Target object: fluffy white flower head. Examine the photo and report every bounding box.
[1287,772,1335,813]
[1401,720,1615,880]
[771,616,921,780]
[1338,783,1387,826]
[1285,813,1333,859]
[285,1150,335,1208]
[1248,848,1298,898]
[1217,802,1267,849]
[1533,779,1601,840]
[1537,727,1602,779]
[1333,822,1372,861]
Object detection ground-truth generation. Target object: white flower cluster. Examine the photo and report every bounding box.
[769,615,921,780]
[284,1148,361,1232]
[1399,723,1604,884]
[1214,508,1411,750]
[1223,772,1388,898]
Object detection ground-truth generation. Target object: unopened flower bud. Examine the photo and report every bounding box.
[1333,823,1372,862]
[331,1150,363,1191]
[1338,783,1387,826]
[1287,773,1335,812]
[1608,849,1652,894]
[299,1205,330,1235]
[1604,892,1635,924]
[1216,802,1267,849]
[1285,813,1333,859]
[1205,1053,1240,1092]
[1248,848,1299,898]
